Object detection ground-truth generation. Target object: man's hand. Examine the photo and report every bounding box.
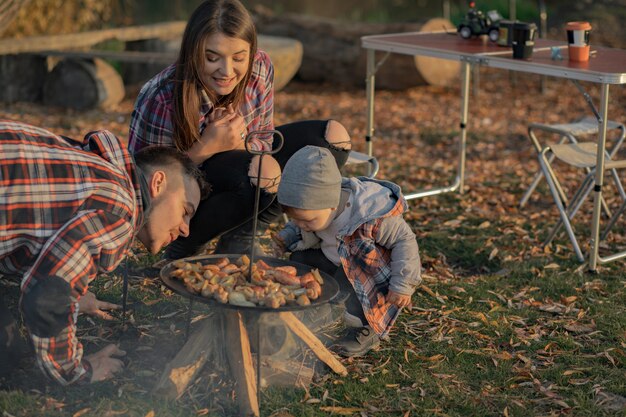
[85,344,126,383]
[78,291,121,320]
[386,290,412,308]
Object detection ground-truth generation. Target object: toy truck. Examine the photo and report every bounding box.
[457,2,502,42]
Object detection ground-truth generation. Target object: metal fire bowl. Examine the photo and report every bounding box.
[160,254,340,312]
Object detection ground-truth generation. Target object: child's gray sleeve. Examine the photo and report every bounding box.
[277,222,302,251]
[375,215,422,295]
[277,222,322,251]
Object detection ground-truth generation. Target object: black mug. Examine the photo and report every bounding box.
[511,22,537,59]
[497,20,516,47]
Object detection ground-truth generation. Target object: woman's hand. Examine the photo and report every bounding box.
[386,290,412,308]
[187,105,248,164]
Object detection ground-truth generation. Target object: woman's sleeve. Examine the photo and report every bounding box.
[128,92,175,153]
[257,51,275,133]
[248,51,275,151]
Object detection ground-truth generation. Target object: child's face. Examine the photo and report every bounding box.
[287,207,335,232]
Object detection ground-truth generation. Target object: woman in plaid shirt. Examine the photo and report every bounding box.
[128,0,352,259]
[0,120,207,385]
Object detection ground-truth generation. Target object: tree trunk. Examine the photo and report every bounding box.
[0,54,46,103]
[121,38,179,86]
[252,8,460,89]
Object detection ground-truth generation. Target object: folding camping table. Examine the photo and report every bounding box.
[360,31,626,270]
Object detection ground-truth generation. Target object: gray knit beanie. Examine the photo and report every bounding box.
[278,146,342,210]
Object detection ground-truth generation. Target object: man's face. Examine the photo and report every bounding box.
[287,207,335,233]
[137,170,201,254]
[201,32,251,96]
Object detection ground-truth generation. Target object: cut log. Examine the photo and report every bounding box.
[252,9,460,89]
[43,58,125,109]
[412,18,461,86]
[0,54,46,103]
[224,312,260,417]
[258,35,302,91]
[153,309,343,411]
[278,312,347,376]
[153,315,222,399]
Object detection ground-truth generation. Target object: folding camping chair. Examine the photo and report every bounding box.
[519,116,626,210]
[344,150,379,178]
[538,137,626,262]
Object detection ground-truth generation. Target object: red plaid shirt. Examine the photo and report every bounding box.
[0,120,144,385]
[339,197,406,337]
[128,50,274,154]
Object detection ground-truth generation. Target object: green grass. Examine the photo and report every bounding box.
[4,159,625,417]
[2,65,626,416]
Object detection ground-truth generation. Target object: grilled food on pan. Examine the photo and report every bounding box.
[169,255,324,308]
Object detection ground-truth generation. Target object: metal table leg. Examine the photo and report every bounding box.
[364,49,470,201]
[403,60,470,200]
[590,83,626,268]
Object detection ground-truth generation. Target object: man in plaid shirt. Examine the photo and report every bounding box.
[0,120,206,385]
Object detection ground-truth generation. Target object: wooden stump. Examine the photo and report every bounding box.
[258,35,302,91]
[0,54,46,103]
[43,58,125,109]
[412,18,461,87]
[253,9,460,89]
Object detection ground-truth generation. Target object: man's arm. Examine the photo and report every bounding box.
[21,210,133,385]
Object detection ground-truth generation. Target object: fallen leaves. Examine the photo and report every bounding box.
[563,321,596,334]
[404,350,445,363]
[1,61,625,417]
[319,406,365,415]
[72,409,91,417]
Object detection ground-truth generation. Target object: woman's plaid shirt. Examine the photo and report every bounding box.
[0,120,144,385]
[128,50,274,154]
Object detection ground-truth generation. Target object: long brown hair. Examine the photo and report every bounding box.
[172,0,257,151]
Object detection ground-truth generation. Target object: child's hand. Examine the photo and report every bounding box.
[386,290,411,308]
[271,233,286,257]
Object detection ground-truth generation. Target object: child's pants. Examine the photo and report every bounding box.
[290,249,366,324]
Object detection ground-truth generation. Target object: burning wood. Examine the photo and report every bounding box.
[169,255,324,308]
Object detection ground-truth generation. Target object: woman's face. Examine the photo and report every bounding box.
[202,32,251,96]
